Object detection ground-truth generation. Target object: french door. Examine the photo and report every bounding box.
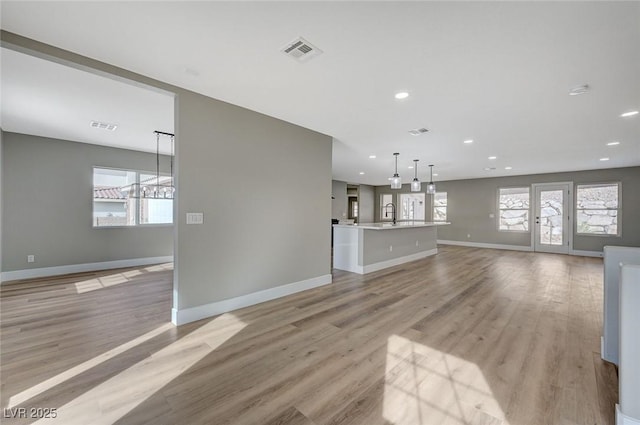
[533,183,572,254]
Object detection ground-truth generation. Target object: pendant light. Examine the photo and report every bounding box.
[390,153,401,189]
[426,164,436,194]
[131,131,175,199]
[411,159,421,192]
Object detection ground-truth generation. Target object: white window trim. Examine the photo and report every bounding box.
[92,166,174,228]
[497,186,531,233]
[575,182,622,237]
[432,191,447,222]
[380,193,394,221]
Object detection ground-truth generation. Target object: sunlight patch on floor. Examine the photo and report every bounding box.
[8,323,174,409]
[383,334,508,425]
[73,263,172,293]
[32,313,246,425]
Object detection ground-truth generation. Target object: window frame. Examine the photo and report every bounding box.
[574,182,621,237]
[399,193,426,221]
[92,166,174,228]
[432,191,448,222]
[380,193,394,221]
[497,186,531,233]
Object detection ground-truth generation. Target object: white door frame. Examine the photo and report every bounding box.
[531,182,573,254]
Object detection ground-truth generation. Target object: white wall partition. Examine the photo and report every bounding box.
[602,246,640,365]
[617,263,640,425]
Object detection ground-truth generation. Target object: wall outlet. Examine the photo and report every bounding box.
[489,213,495,218]
[389,245,393,252]
[27,255,35,263]
[416,240,419,247]
[467,234,471,239]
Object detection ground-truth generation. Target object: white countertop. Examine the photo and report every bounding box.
[333,221,450,230]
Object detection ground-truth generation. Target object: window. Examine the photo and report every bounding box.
[576,183,620,236]
[432,192,447,222]
[498,187,530,231]
[399,193,425,220]
[93,167,173,227]
[380,194,393,220]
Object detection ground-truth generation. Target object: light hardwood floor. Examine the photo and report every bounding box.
[0,246,617,425]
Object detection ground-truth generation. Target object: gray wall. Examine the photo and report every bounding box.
[358,184,375,223]
[375,166,640,252]
[0,130,3,273]
[175,91,332,308]
[1,32,333,315]
[1,132,174,272]
[332,180,347,220]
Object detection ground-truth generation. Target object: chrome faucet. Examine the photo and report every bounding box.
[384,203,397,225]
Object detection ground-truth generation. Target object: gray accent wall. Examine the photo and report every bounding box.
[2,31,333,317]
[174,91,332,309]
[332,180,347,220]
[358,184,375,223]
[1,132,174,272]
[375,166,640,252]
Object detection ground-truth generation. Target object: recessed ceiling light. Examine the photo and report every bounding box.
[488,156,497,160]
[463,139,473,144]
[607,141,620,146]
[433,173,439,177]
[568,84,589,96]
[600,157,610,161]
[359,172,365,175]
[369,155,377,159]
[484,167,496,171]
[408,166,413,169]
[620,111,638,117]
[395,92,409,100]
[505,166,513,170]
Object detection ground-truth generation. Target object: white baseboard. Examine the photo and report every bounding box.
[1,256,174,283]
[438,240,604,258]
[360,249,438,274]
[172,274,332,326]
[570,249,604,258]
[437,240,533,252]
[617,404,640,425]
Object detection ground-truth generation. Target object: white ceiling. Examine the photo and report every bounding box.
[1,48,175,154]
[1,1,639,184]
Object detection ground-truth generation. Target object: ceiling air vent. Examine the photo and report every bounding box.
[281,37,323,62]
[408,128,429,136]
[90,120,118,131]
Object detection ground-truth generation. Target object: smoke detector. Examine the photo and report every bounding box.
[90,120,117,131]
[408,128,429,136]
[281,37,323,62]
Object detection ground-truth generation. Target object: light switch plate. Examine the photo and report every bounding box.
[186,212,204,225]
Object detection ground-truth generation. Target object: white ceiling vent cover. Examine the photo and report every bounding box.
[408,128,429,136]
[281,37,323,62]
[90,120,118,131]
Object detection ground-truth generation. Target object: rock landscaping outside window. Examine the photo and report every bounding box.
[576,183,620,236]
[499,187,530,231]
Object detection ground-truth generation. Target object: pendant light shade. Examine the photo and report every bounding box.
[390,153,402,189]
[426,164,436,194]
[411,159,421,192]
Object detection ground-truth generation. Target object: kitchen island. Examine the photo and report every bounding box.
[333,221,449,274]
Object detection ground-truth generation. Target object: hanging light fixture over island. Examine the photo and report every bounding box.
[426,164,436,194]
[390,152,401,189]
[411,159,421,192]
